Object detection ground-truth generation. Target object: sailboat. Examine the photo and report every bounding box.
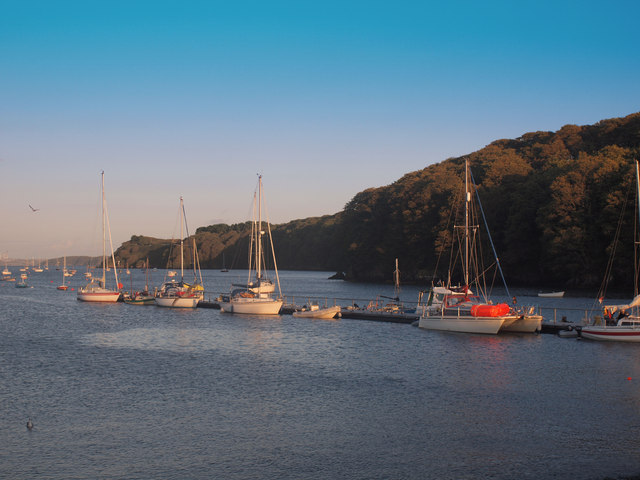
[418,159,537,334]
[77,171,122,303]
[341,259,418,322]
[124,258,155,305]
[155,197,204,308]
[15,273,29,288]
[581,159,640,342]
[219,175,283,315]
[2,258,10,277]
[33,259,43,273]
[57,256,69,290]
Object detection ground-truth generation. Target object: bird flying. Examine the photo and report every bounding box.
[29,204,40,212]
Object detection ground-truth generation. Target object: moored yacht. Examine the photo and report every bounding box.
[77,172,121,303]
[219,175,283,315]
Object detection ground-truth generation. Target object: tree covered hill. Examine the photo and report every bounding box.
[115,112,640,289]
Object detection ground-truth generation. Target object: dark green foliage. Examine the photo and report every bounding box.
[114,113,640,290]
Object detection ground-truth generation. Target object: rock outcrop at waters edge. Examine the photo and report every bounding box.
[112,113,640,290]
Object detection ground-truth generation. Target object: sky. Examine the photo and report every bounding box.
[1,0,639,259]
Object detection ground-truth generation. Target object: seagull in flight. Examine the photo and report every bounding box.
[29,204,40,212]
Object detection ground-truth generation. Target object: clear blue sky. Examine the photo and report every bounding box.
[1,0,638,259]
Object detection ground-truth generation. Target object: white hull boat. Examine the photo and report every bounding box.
[500,314,543,333]
[78,171,121,303]
[155,198,205,308]
[584,160,640,342]
[221,175,283,316]
[77,288,121,303]
[418,160,525,335]
[219,295,283,315]
[247,279,275,294]
[419,313,506,334]
[581,318,640,342]
[538,291,565,298]
[293,305,341,319]
[155,294,201,308]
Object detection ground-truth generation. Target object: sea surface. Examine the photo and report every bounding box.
[2,268,640,479]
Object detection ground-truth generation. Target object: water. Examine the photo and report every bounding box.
[2,269,640,479]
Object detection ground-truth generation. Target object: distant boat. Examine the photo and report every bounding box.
[77,171,122,303]
[538,291,565,298]
[33,259,43,273]
[57,256,69,290]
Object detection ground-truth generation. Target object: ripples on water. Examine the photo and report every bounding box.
[2,270,640,479]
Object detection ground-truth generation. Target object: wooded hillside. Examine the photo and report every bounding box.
[115,112,640,289]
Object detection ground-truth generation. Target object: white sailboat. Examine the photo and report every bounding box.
[33,259,43,273]
[219,175,283,315]
[57,256,68,290]
[419,160,529,334]
[77,171,122,303]
[155,197,204,308]
[582,159,640,342]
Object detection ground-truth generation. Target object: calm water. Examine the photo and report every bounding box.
[2,269,640,479]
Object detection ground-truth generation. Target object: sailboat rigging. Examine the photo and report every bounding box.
[581,159,640,341]
[219,175,283,315]
[57,256,68,290]
[419,159,541,334]
[77,171,122,303]
[155,197,204,308]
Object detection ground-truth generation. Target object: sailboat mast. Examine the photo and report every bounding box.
[247,191,257,287]
[635,160,640,297]
[257,175,262,282]
[464,159,470,287]
[636,160,640,228]
[101,171,107,286]
[180,196,184,280]
[394,258,400,299]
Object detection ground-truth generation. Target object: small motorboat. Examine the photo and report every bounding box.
[293,304,341,319]
[538,291,565,298]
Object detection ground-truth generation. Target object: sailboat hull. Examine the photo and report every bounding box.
[155,296,201,308]
[77,290,121,302]
[418,315,505,334]
[500,315,542,333]
[220,298,283,315]
[580,326,640,342]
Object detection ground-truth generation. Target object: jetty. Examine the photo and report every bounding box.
[196,291,593,334]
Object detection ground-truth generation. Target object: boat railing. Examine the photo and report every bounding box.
[538,306,596,325]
